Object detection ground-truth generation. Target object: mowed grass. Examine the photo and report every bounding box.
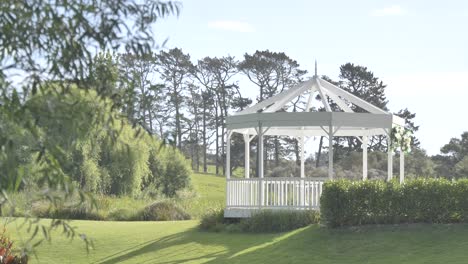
[7,220,468,264]
[181,172,226,218]
[6,172,468,263]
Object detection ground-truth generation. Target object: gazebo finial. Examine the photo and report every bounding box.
[315,60,318,77]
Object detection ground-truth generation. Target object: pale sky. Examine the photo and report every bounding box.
[154,0,468,155]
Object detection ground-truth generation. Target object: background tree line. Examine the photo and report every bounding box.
[92,47,457,179]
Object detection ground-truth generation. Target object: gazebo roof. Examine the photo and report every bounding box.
[227,64,404,137]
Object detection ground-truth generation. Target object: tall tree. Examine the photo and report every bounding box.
[185,82,203,171]
[193,56,242,175]
[156,48,193,149]
[336,63,389,154]
[239,50,307,170]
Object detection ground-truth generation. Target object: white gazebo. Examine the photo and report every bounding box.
[224,64,406,218]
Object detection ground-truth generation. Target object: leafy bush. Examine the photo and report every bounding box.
[138,201,191,221]
[199,209,225,232]
[19,87,191,197]
[153,148,191,197]
[107,208,139,221]
[199,209,319,233]
[321,178,468,227]
[31,201,104,221]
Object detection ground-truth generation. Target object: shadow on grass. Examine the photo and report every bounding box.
[93,224,468,264]
[92,226,279,264]
[208,224,468,264]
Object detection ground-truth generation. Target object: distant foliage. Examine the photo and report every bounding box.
[321,179,468,227]
[434,132,468,179]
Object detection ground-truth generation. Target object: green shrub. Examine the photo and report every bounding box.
[107,208,139,221]
[138,201,191,221]
[321,178,468,227]
[32,201,104,221]
[199,209,319,233]
[199,208,225,232]
[149,146,191,197]
[240,210,319,233]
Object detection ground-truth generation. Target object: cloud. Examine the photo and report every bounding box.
[208,20,254,33]
[371,5,406,17]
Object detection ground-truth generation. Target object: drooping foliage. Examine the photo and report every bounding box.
[19,87,190,196]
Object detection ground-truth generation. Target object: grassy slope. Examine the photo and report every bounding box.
[7,172,468,263]
[181,172,226,218]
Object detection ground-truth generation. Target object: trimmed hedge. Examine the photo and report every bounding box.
[321,178,468,227]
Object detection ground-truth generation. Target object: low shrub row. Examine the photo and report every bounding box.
[3,193,191,222]
[200,209,319,233]
[321,178,468,227]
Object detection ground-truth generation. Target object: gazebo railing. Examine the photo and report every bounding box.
[226,177,326,209]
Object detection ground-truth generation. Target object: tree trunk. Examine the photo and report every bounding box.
[316,136,323,168]
[294,138,300,166]
[148,107,153,134]
[202,104,207,173]
[175,104,181,149]
[221,107,225,176]
[274,136,280,167]
[215,105,219,175]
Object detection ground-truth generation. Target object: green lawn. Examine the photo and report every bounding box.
[6,172,468,263]
[7,220,468,263]
[181,172,226,218]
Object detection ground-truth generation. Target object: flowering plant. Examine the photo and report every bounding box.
[390,126,412,153]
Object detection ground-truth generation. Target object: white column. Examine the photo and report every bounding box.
[363,136,368,180]
[243,134,250,178]
[226,131,231,179]
[400,148,405,184]
[258,123,264,208]
[387,133,393,181]
[258,124,264,179]
[299,136,305,207]
[328,125,334,180]
[300,136,305,178]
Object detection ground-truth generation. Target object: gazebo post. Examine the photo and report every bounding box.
[363,136,368,180]
[258,124,264,179]
[300,137,305,178]
[387,133,393,181]
[400,148,405,184]
[258,123,264,207]
[300,136,305,206]
[328,124,334,180]
[226,131,231,179]
[243,134,250,178]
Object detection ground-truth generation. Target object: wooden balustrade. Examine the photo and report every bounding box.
[226,177,325,210]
